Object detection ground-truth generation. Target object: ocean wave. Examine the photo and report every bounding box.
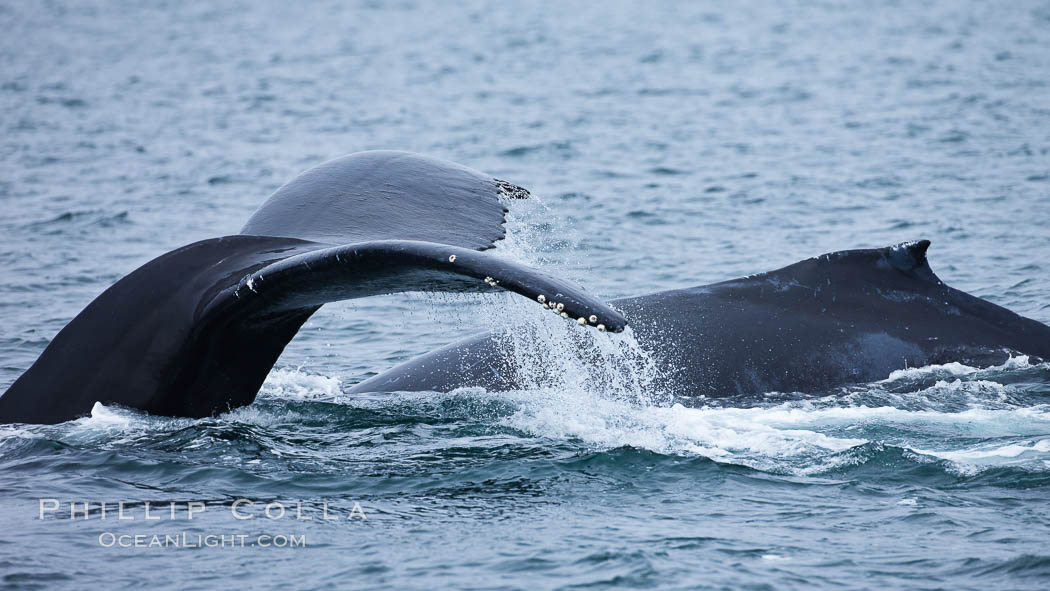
[2,353,1047,486]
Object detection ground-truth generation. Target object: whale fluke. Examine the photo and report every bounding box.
[0,152,619,424]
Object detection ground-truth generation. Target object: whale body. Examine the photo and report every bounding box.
[350,240,1050,398]
[0,151,624,424]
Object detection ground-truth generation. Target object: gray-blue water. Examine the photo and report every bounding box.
[3,1,1050,589]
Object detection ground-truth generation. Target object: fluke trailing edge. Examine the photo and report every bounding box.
[0,151,625,424]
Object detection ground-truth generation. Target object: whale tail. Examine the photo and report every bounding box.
[0,152,622,424]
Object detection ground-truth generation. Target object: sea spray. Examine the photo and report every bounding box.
[483,189,670,407]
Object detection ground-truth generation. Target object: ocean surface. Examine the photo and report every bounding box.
[2,1,1050,589]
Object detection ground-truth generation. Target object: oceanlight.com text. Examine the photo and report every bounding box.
[97,532,307,548]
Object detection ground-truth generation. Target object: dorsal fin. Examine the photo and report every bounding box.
[884,239,932,273]
[752,239,942,289]
[240,151,525,250]
[825,239,940,284]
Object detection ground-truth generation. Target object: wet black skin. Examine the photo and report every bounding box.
[350,240,1050,399]
[0,152,623,424]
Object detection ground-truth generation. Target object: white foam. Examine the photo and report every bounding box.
[916,438,1050,463]
[0,425,43,449]
[490,378,1050,474]
[45,401,157,446]
[499,391,866,465]
[882,354,1044,383]
[85,401,137,428]
[223,404,307,426]
[260,367,342,401]
[995,354,1039,371]
[884,361,979,382]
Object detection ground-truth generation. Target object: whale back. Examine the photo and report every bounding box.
[350,241,1050,398]
[241,150,526,249]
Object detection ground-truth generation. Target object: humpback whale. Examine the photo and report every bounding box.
[351,240,1050,398]
[0,151,624,424]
